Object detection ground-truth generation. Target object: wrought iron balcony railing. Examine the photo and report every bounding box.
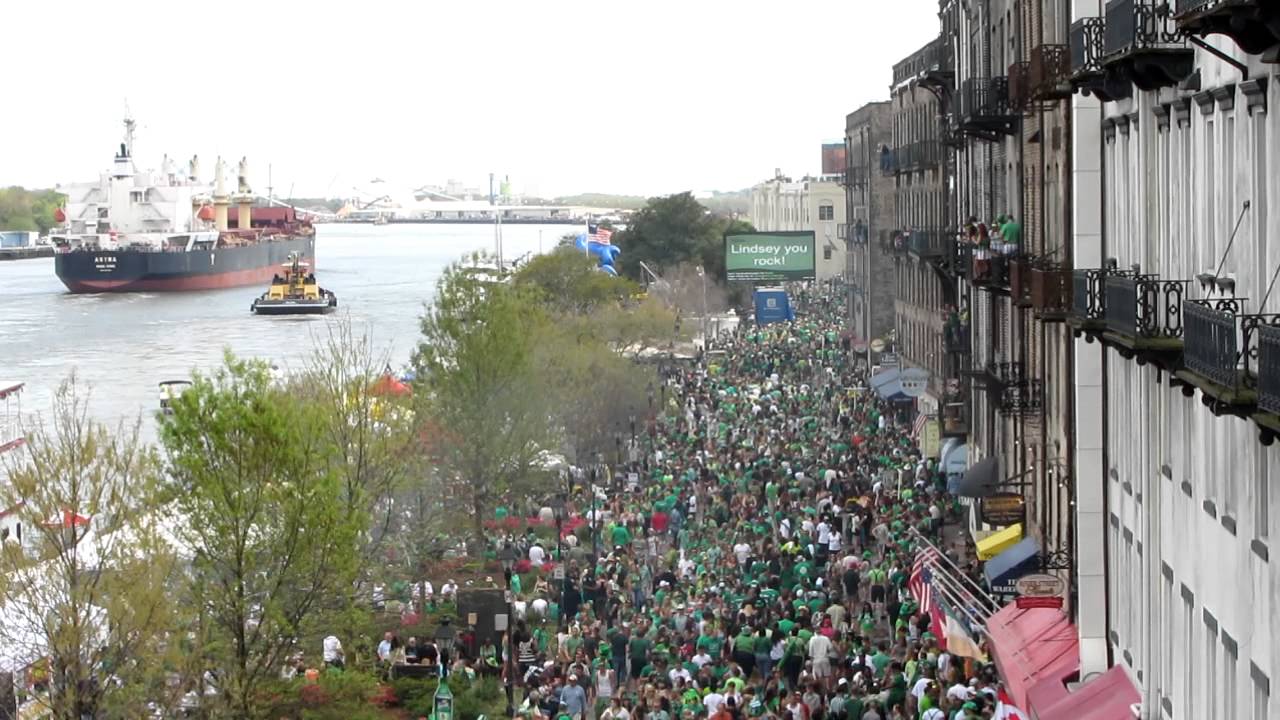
[972,250,1019,290]
[1173,0,1280,55]
[1070,17,1107,76]
[1008,62,1031,114]
[1180,300,1280,405]
[944,316,970,355]
[1104,274,1186,339]
[1030,267,1073,319]
[1030,44,1072,100]
[958,76,1014,122]
[892,37,955,87]
[843,165,869,188]
[941,393,970,437]
[907,228,952,258]
[880,149,898,176]
[984,361,1043,415]
[896,141,942,172]
[1010,257,1032,306]
[1104,0,1185,56]
[1071,268,1107,324]
[1258,325,1280,417]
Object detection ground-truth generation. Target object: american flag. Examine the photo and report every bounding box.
[908,545,940,613]
[588,224,613,245]
[911,412,929,439]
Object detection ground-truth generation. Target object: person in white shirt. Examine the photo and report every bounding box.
[691,650,713,668]
[702,691,726,715]
[440,580,458,600]
[808,632,833,686]
[669,665,693,685]
[376,632,393,663]
[322,635,344,669]
[816,521,831,546]
[733,542,752,565]
[910,676,934,701]
[529,544,547,565]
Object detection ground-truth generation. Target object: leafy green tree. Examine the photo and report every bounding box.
[0,187,66,233]
[513,247,638,315]
[160,355,361,719]
[0,379,178,720]
[413,257,561,545]
[614,192,754,288]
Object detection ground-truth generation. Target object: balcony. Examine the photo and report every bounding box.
[1069,268,1108,337]
[1008,62,1031,114]
[957,77,1018,139]
[941,392,970,438]
[1102,0,1195,92]
[1102,273,1188,362]
[1256,325,1280,442]
[976,362,1043,416]
[972,251,1019,292]
[1174,0,1280,56]
[893,37,955,89]
[906,228,952,260]
[896,141,942,172]
[1070,17,1129,101]
[881,232,907,257]
[1029,44,1072,101]
[1030,266,1073,321]
[1010,257,1033,307]
[944,314,971,355]
[1175,299,1280,417]
[880,148,898,176]
[843,165,869,189]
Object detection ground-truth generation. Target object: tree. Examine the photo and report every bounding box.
[513,247,638,316]
[0,187,66,233]
[160,355,361,719]
[614,193,753,301]
[413,257,561,546]
[0,379,177,720]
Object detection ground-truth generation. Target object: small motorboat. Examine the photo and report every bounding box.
[251,252,337,315]
[158,380,192,415]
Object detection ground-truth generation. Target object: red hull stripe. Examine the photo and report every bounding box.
[60,257,315,293]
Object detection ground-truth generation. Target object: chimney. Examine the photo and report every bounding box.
[236,157,253,231]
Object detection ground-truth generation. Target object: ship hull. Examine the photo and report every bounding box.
[54,236,315,293]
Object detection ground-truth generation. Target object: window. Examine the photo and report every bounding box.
[1254,671,1269,720]
[1258,448,1270,541]
[819,204,834,221]
[1225,640,1237,720]
[1183,594,1194,714]
[823,246,833,261]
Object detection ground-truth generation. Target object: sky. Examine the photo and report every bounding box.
[4,0,941,199]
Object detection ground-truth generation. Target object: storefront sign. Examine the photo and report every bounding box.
[922,420,941,458]
[1015,595,1065,610]
[899,368,929,397]
[1016,573,1066,597]
[981,493,1026,526]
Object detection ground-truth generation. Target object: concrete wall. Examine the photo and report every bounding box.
[845,101,898,342]
[1096,43,1280,719]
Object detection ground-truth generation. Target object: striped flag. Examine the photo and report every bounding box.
[911,412,929,439]
[588,224,613,245]
[908,546,939,613]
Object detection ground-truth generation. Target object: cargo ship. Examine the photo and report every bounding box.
[50,116,315,293]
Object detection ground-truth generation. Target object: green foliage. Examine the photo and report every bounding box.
[413,256,562,543]
[391,676,506,719]
[513,248,639,315]
[614,192,754,285]
[0,378,179,720]
[0,186,65,232]
[160,353,364,719]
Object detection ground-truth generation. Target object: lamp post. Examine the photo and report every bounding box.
[549,494,567,628]
[434,617,456,680]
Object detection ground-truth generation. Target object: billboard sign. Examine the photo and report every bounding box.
[821,143,847,175]
[725,232,816,282]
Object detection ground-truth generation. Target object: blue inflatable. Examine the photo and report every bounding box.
[574,233,622,273]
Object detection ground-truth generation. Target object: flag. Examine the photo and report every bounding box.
[588,224,613,245]
[911,412,928,439]
[944,612,986,661]
[908,546,939,612]
[993,689,1029,720]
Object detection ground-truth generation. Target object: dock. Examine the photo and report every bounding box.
[0,247,54,261]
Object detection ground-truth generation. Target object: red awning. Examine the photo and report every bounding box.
[370,375,412,397]
[1027,663,1141,720]
[984,602,1080,708]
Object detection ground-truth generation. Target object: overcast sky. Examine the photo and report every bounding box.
[6,0,940,199]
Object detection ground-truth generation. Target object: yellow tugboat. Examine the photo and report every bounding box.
[251,252,337,315]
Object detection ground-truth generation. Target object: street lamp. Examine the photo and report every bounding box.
[434,617,456,679]
[548,495,567,628]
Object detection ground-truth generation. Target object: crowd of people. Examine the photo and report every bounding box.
[482,287,1007,720]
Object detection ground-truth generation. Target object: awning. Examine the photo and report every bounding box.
[976,523,1024,561]
[983,602,1080,709]
[1027,663,1141,720]
[953,455,1000,497]
[869,368,907,401]
[940,438,967,475]
[983,536,1040,592]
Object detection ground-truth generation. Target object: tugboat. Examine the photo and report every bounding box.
[251,252,337,315]
[158,380,192,415]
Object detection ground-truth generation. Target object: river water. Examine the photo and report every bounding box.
[0,223,580,436]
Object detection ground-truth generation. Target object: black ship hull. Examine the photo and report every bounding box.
[54,236,315,293]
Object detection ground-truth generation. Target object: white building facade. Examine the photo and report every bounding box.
[748,173,848,281]
[1068,2,1280,718]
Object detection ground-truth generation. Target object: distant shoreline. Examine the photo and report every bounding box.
[0,246,53,261]
[333,218,586,226]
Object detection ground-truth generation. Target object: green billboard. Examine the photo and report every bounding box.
[724,231,816,282]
